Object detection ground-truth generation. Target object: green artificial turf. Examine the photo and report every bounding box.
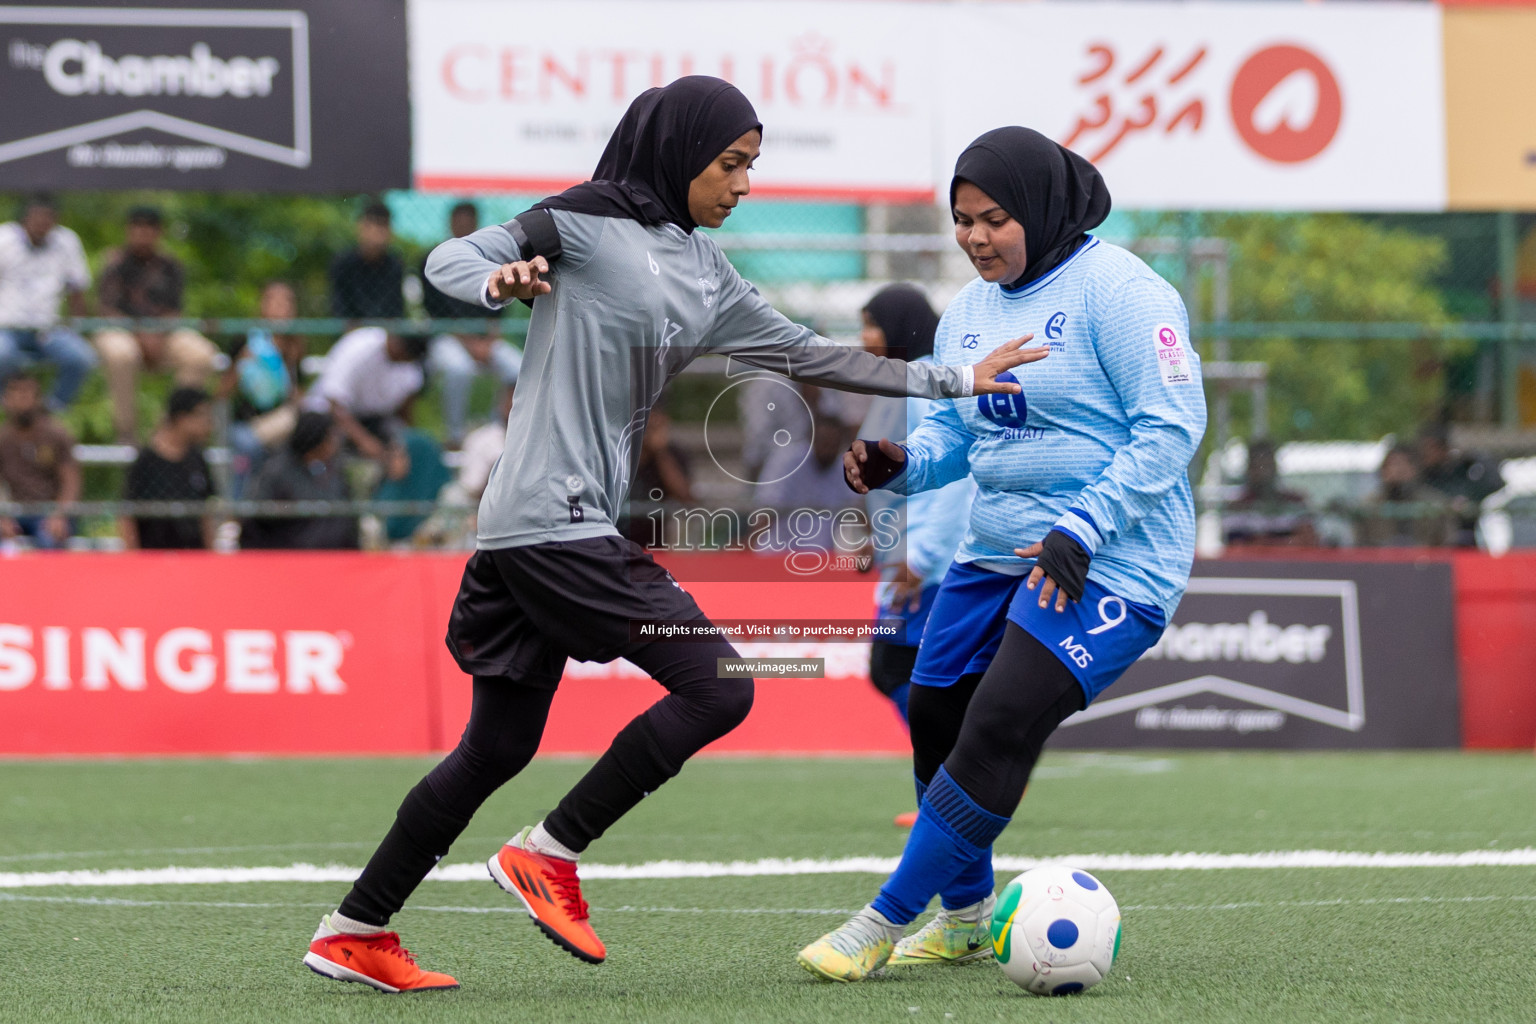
[1,752,1533,1023]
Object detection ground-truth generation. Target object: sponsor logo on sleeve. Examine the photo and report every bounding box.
[1155,323,1193,385]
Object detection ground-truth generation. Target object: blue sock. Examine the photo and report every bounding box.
[872,767,1010,925]
[888,683,910,724]
[915,774,995,910]
[941,848,995,910]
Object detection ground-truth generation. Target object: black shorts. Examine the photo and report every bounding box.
[868,640,920,698]
[445,535,709,686]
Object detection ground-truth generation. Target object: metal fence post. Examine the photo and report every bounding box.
[1497,210,1521,429]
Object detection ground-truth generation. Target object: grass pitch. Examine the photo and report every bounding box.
[1,751,1533,1024]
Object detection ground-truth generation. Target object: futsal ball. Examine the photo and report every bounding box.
[991,865,1121,996]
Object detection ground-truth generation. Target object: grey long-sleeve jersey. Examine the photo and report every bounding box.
[425,210,973,550]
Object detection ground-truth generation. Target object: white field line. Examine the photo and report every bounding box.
[3,892,1533,915]
[3,849,1536,889]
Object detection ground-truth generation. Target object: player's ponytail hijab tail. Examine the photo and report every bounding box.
[950,127,1112,289]
[864,284,939,362]
[533,76,762,233]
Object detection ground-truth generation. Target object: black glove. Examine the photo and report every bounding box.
[1034,528,1091,603]
[846,439,905,492]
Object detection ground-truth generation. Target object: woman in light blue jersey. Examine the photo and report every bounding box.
[800,127,1206,981]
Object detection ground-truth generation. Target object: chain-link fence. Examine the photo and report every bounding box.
[3,190,1536,553]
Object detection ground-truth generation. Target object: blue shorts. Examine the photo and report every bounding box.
[910,561,1167,704]
[874,581,942,647]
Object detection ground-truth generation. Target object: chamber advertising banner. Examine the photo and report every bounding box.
[409,0,939,200]
[1055,561,1461,750]
[0,1,409,192]
[940,2,1445,211]
[1443,8,1536,210]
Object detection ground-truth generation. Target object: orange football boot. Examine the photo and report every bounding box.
[894,811,919,828]
[304,916,459,993]
[489,826,606,964]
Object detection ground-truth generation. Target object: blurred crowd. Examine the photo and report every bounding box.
[1220,425,1506,550]
[0,193,519,551]
[0,190,1523,555]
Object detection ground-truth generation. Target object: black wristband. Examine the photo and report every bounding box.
[1035,528,1091,603]
[846,439,905,492]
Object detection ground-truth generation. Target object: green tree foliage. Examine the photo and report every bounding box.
[1201,213,1459,441]
[1,191,439,447]
[20,190,425,318]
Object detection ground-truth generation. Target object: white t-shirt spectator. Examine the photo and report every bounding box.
[305,326,424,418]
[457,418,509,498]
[0,222,90,329]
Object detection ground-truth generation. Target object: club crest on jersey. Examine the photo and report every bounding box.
[1044,311,1069,352]
[962,332,981,349]
[698,276,718,309]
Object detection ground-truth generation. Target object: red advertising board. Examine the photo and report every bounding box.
[0,553,445,755]
[0,552,909,756]
[2,550,1532,755]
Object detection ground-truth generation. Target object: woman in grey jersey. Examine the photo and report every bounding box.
[303,76,1040,993]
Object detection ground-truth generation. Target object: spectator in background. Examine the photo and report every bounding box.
[0,371,79,549]
[455,384,513,506]
[95,206,218,442]
[624,406,695,546]
[754,413,858,553]
[1416,423,1503,547]
[738,373,807,484]
[221,280,307,496]
[424,203,521,447]
[738,377,865,485]
[243,410,359,550]
[635,407,694,505]
[121,387,215,550]
[373,427,454,544]
[0,193,96,411]
[1222,437,1317,547]
[421,202,493,322]
[418,384,513,549]
[302,326,427,459]
[330,202,404,322]
[430,322,522,448]
[1357,444,1452,547]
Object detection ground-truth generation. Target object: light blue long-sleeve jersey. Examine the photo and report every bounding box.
[885,238,1206,620]
[861,372,976,605]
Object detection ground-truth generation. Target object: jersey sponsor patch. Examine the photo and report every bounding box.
[1154,323,1193,386]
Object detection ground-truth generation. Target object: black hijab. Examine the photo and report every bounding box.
[863,284,939,361]
[534,76,761,233]
[950,127,1112,290]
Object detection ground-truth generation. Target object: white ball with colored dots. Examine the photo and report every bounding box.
[990,865,1121,996]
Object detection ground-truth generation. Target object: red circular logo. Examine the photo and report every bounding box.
[1229,44,1342,164]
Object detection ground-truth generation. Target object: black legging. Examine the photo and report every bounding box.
[908,622,1086,818]
[339,634,751,926]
